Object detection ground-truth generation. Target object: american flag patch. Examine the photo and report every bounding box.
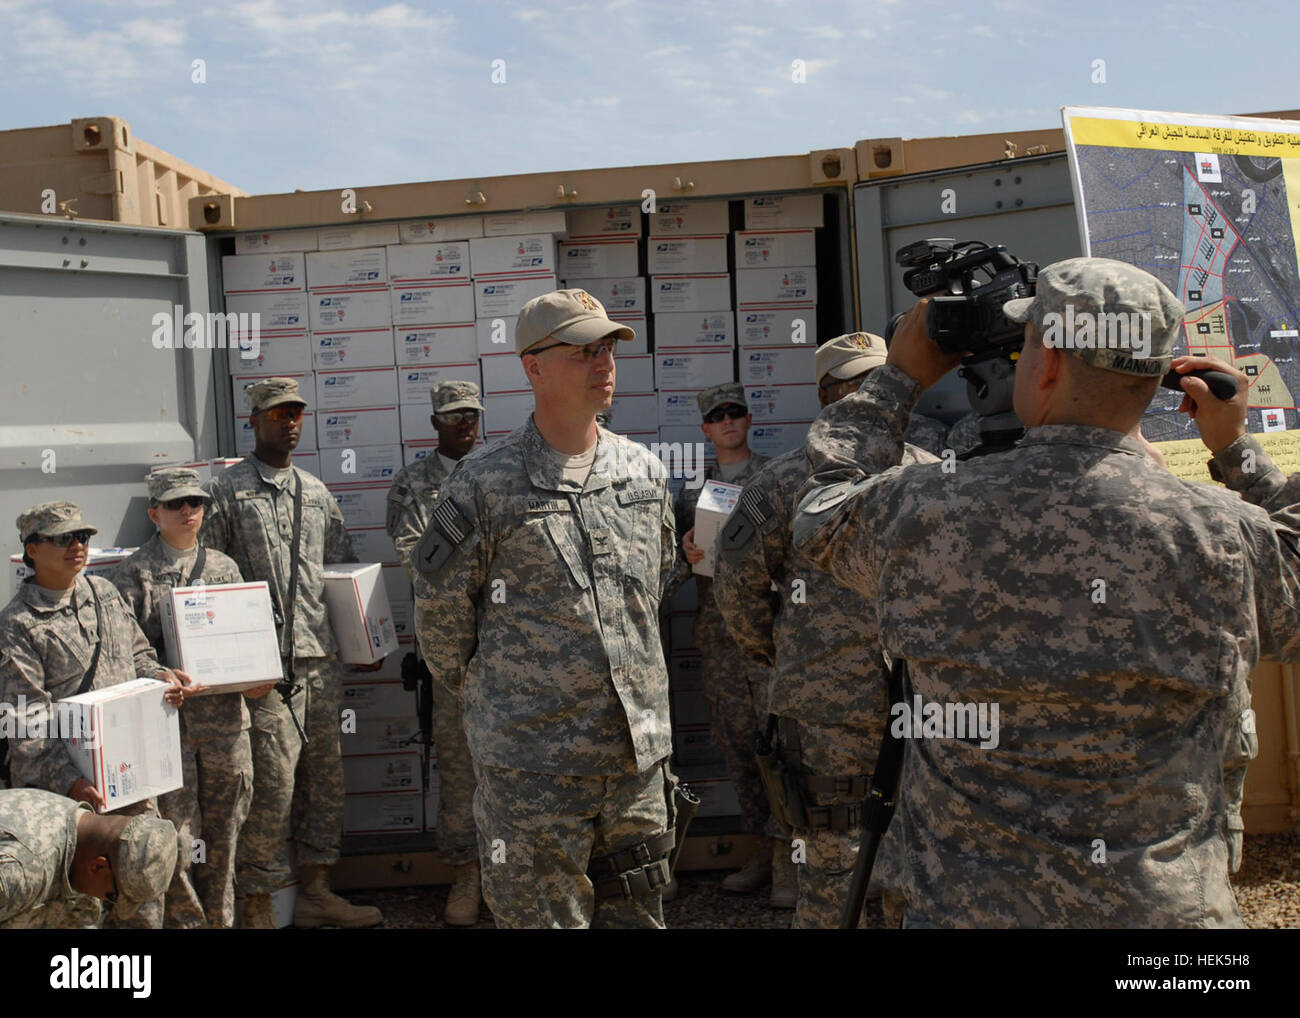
[738,486,771,527]
[431,498,470,544]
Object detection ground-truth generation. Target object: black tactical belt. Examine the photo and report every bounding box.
[588,829,676,900]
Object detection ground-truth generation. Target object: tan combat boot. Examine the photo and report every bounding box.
[443,861,482,927]
[721,838,773,893]
[292,864,383,929]
[240,893,277,930]
[769,838,798,909]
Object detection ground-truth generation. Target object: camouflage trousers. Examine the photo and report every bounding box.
[100,796,163,930]
[473,759,672,929]
[237,657,344,896]
[158,721,253,928]
[1223,681,1259,873]
[697,613,777,838]
[779,718,906,930]
[431,676,476,866]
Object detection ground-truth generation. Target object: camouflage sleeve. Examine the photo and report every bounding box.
[713,478,785,669]
[198,482,233,556]
[105,561,144,625]
[412,474,485,693]
[387,480,430,583]
[324,492,357,564]
[658,485,677,602]
[0,627,82,796]
[105,582,162,678]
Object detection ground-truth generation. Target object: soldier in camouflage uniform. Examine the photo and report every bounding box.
[793,258,1298,928]
[111,468,270,929]
[0,501,188,929]
[202,378,383,929]
[386,380,484,926]
[414,289,679,929]
[715,333,935,928]
[0,788,175,929]
[671,383,791,903]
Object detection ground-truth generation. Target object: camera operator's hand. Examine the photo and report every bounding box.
[885,299,965,390]
[1170,354,1250,454]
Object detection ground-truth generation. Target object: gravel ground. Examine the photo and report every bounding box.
[350,831,1300,929]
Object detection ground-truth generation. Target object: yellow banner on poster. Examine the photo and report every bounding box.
[1154,430,1300,484]
[1068,116,1300,159]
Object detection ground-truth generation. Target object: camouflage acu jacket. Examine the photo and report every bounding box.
[109,535,250,741]
[792,364,1300,928]
[0,575,162,796]
[386,453,453,582]
[414,417,676,776]
[200,454,355,659]
[0,788,101,929]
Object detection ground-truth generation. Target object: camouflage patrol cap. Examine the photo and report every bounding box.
[1004,257,1184,377]
[815,332,888,384]
[515,288,636,354]
[697,382,748,418]
[431,380,484,414]
[244,376,307,413]
[110,814,178,919]
[17,501,98,542]
[146,468,209,504]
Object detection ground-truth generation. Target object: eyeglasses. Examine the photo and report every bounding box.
[703,405,748,424]
[31,529,95,548]
[434,410,481,426]
[160,497,206,511]
[261,405,304,424]
[524,337,618,361]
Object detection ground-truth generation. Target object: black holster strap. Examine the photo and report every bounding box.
[589,830,676,900]
[803,801,865,832]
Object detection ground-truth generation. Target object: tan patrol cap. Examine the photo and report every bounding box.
[244,376,307,413]
[697,382,748,418]
[515,288,635,354]
[16,501,98,542]
[146,468,209,503]
[110,814,178,919]
[814,332,888,385]
[430,380,484,413]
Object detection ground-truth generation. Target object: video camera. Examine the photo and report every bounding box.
[886,239,1038,360]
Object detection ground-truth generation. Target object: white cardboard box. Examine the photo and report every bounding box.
[61,678,183,811]
[483,392,535,433]
[647,235,728,275]
[648,200,730,236]
[692,480,742,577]
[382,567,413,610]
[346,526,399,566]
[319,445,402,485]
[655,311,735,349]
[744,195,824,230]
[227,332,313,374]
[340,711,421,757]
[293,451,320,477]
[480,352,530,395]
[323,563,399,664]
[612,313,648,355]
[475,315,518,355]
[607,393,659,433]
[394,323,477,365]
[398,363,481,405]
[390,599,412,639]
[343,791,422,835]
[749,422,812,458]
[657,391,707,428]
[159,582,284,693]
[399,216,484,244]
[235,414,317,454]
[315,366,399,411]
[481,211,566,237]
[223,290,309,333]
[232,371,315,412]
[399,405,437,442]
[617,354,655,393]
[655,349,735,390]
[557,238,639,279]
[734,229,817,269]
[474,274,558,318]
[652,274,731,313]
[310,288,392,331]
[385,242,471,284]
[342,752,421,795]
[739,346,817,385]
[567,205,641,238]
[561,276,645,314]
[318,223,401,251]
[222,253,305,295]
[469,234,556,279]
[390,281,476,327]
[316,406,400,449]
[312,328,396,370]
[306,247,388,291]
[735,266,818,307]
[737,306,818,347]
[744,383,821,422]
[234,229,319,255]
[327,482,392,528]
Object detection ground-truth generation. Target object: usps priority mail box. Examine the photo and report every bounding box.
[160,582,284,693]
[692,480,743,578]
[323,563,399,664]
[395,323,477,365]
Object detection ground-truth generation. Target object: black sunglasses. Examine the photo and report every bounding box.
[160,497,206,511]
[703,405,748,424]
[31,529,95,548]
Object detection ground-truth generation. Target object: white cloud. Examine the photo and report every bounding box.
[972,24,996,38]
[511,7,547,21]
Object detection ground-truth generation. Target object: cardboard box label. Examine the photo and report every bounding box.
[395,323,478,365]
[474,275,558,319]
[312,328,396,370]
[692,480,742,577]
[222,253,305,294]
[160,583,284,693]
[737,306,817,347]
[558,238,639,278]
[561,276,645,313]
[655,311,735,349]
[567,205,641,238]
[386,242,471,283]
[310,288,392,331]
[235,229,319,255]
[648,200,730,236]
[315,367,399,411]
[652,274,732,313]
[399,216,484,244]
[318,223,400,251]
[317,407,400,449]
[306,247,388,291]
[647,235,728,275]
[735,266,818,307]
[469,234,556,278]
[734,229,817,269]
[390,281,476,327]
[398,363,481,405]
[654,350,735,390]
[744,194,824,230]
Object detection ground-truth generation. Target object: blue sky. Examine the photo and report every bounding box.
[2,0,1296,196]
